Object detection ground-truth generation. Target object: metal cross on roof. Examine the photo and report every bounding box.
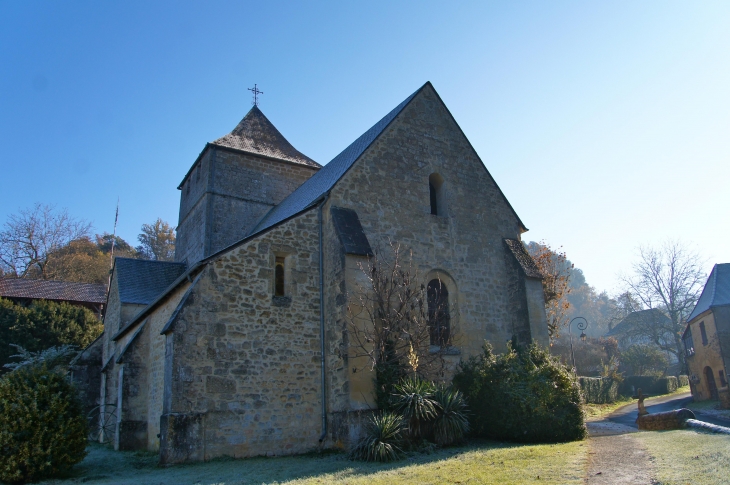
[248,84,264,106]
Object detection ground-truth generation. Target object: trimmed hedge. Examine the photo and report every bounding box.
[579,377,619,404]
[679,375,689,388]
[619,375,678,396]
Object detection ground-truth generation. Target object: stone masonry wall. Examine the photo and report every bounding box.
[176,150,211,265]
[208,148,319,256]
[160,210,323,462]
[327,83,532,367]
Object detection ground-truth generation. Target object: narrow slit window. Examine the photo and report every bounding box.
[700,321,708,345]
[719,370,728,387]
[275,257,285,296]
[428,173,444,216]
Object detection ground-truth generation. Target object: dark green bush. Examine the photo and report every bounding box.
[349,412,405,463]
[391,376,437,439]
[0,365,88,483]
[453,342,586,443]
[620,375,678,396]
[579,377,619,404]
[431,386,469,446]
[0,297,102,372]
[679,375,689,388]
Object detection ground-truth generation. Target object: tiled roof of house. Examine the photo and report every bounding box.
[211,105,320,169]
[687,263,730,322]
[606,309,670,337]
[114,258,187,305]
[0,277,106,304]
[504,239,543,279]
[249,84,424,237]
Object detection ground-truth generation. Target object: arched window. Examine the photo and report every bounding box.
[429,173,444,216]
[274,256,285,296]
[428,279,450,346]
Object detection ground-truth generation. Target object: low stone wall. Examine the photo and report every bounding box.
[636,408,695,430]
[685,418,730,434]
[719,387,730,410]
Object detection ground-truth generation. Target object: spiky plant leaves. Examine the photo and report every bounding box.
[432,386,470,446]
[391,376,437,438]
[350,412,405,462]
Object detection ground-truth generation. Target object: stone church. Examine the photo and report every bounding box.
[99,82,548,463]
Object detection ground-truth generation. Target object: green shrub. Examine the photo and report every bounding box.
[0,365,88,483]
[350,412,405,463]
[453,342,586,443]
[431,386,469,446]
[0,297,102,372]
[620,375,678,396]
[391,376,437,439]
[679,375,689,387]
[579,377,619,404]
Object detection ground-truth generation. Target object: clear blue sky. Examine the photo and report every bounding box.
[1,1,729,293]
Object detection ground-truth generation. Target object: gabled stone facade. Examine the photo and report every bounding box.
[98,82,549,463]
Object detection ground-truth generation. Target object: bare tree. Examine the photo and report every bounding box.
[0,204,91,279]
[346,242,454,407]
[136,218,176,261]
[621,240,706,372]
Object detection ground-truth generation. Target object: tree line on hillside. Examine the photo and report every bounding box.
[526,240,706,376]
[0,203,176,285]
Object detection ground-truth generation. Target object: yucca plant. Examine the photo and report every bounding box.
[350,412,405,462]
[391,376,437,439]
[432,386,470,446]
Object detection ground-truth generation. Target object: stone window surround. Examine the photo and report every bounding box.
[428,172,446,217]
[424,269,459,354]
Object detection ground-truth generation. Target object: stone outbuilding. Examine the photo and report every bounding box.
[99,82,549,462]
[683,263,730,407]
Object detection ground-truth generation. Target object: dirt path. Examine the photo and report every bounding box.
[584,392,695,484]
[585,420,655,484]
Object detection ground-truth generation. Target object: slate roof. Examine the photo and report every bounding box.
[211,105,320,169]
[331,207,373,256]
[249,85,423,237]
[687,263,730,322]
[606,309,670,337]
[114,258,187,305]
[504,239,543,279]
[0,278,106,304]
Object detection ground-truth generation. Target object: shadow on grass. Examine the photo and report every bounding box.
[39,439,534,485]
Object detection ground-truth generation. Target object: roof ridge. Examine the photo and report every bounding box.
[247,82,429,237]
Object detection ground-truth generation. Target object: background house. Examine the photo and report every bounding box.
[683,263,730,406]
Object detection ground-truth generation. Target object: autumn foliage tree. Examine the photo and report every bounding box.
[525,241,573,340]
[136,218,176,261]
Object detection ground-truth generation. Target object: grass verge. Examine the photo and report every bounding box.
[636,429,730,485]
[38,440,587,485]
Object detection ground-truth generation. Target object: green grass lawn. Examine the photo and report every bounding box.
[636,429,730,485]
[684,399,730,420]
[38,440,587,485]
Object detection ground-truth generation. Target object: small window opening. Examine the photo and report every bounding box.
[428,279,450,346]
[700,321,708,345]
[683,330,695,357]
[719,370,728,388]
[429,173,444,216]
[275,257,285,296]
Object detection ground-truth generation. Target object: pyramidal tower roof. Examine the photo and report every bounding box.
[211,106,320,168]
